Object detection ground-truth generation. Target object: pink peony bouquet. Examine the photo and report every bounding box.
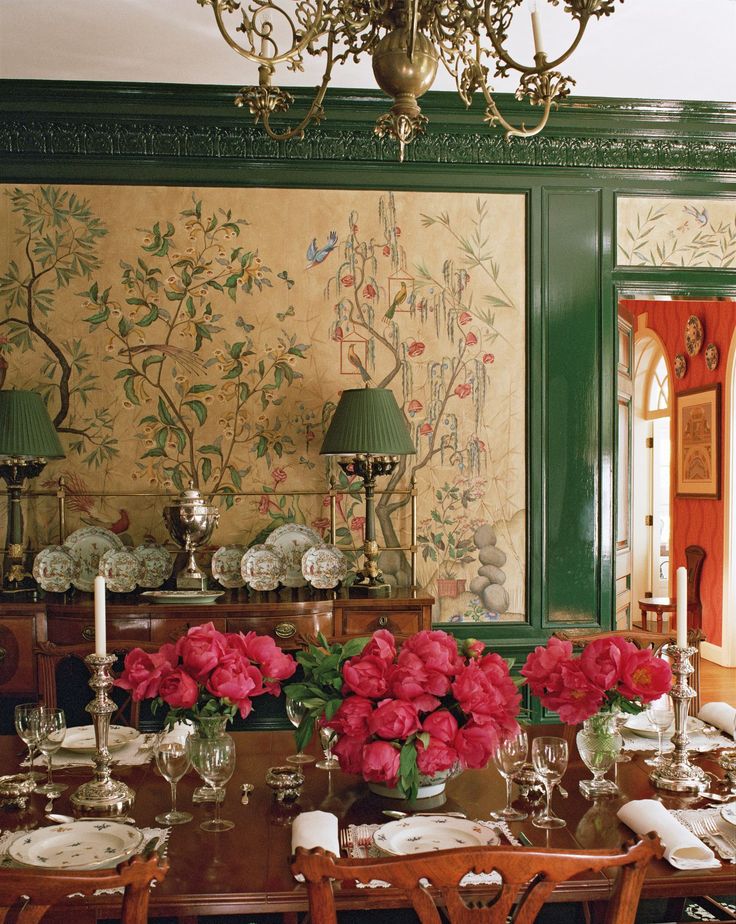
[520,636,673,725]
[116,621,297,728]
[284,629,521,800]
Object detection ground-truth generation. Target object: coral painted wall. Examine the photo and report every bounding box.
[623,299,736,648]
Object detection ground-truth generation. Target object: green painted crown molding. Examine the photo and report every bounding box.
[1,80,735,173]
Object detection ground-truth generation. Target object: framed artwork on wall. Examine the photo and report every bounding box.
[675,384,721,499]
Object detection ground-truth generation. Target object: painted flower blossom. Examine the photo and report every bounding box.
[454,383,472,399]
[407,341,426,357]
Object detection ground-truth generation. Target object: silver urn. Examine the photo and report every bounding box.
[163,481,220,590]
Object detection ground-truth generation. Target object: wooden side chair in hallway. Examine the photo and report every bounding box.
[292,835,662,924]
[553,627,705,715]
[637,544,705,634]
[0,850,168,924]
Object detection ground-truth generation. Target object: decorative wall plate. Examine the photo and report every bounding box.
[141,590,224,605]
[674,353,687,379]
[265,523,322,588]
[241,544,285,592]
[98,548,141,594]
[8,822,144,870]
[64,527,124,592]
[133,544,173,589]
[373,816,500,856]
[705,342,719,371]
[212,545,247,588]
[684,315,704,356]
[302,543,348,589]
[32,546,79,593]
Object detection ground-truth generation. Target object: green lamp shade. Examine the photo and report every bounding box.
[0,390,65,459]
[321,387,415,456]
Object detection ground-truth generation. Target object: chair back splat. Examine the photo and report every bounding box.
[292,835,662,924]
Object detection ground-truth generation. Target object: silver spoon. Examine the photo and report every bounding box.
[381,810,468,819]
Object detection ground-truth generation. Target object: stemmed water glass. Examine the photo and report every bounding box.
[285,697,315,765]
[15,703,43,781]
[35,707,68,796]
[645,695,675,767]
[155,739,193,825]
[490,730,528,821]
[188,735,236,832]
[316,725,340,771]
[531,736,568,829]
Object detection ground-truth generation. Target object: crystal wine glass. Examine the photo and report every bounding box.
[531,736,568,829]
[645,695,675,767]
[316,725,340,771]
[285,697,315,765]
[490,730,528,821]
[35,706,68,796]
[14,703,43,781]
[155,739,193,825]
[188,734,236,832]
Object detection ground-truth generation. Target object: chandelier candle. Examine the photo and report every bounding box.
[94,575,106,657]
[530,2,544,57]
[676,566,687,649]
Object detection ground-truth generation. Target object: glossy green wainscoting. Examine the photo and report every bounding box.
[1,81,734,721]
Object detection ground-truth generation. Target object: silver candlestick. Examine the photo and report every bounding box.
[70,653,135,817]
[649,644,708,793]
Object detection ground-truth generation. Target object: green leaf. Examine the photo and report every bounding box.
[136,304,159,327]
[184,399,207,425]
[157,397,175,426]
[201,456,212,482]
[188,383,215,394]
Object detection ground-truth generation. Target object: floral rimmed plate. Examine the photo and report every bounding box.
[212,545,247,589]
[266,523,322,588]
[141,590,224,605]
[133,544,173,589]
[685,315,704,357]
[373,816,500,856]
[302,543,347,589]
[33,546,80,593]
[705,342,719,371]
[64,526,124,592]
[624,713,704,739]
[99,548,141,594]
[674,353,687,380]
[8,821,144,870]
[62,724,139,753]
[721,803,736,827]
[241,544,285,592]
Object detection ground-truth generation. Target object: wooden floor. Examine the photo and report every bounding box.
[701,657,736,705]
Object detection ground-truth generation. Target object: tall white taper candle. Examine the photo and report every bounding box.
[530,5,544,56]
[676,566,687,649]
[94,575,107,657]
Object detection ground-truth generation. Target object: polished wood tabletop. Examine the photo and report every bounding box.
[0,726,733,921]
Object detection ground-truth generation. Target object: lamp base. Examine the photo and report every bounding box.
[348,578,392,598]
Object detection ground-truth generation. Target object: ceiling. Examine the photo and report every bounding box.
[1,0,735,103]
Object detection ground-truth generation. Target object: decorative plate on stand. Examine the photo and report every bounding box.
[133,544,173,589]
[241,544,285,592]
[302,543,347,589]
[212,545,247,589]
[265,523,322,588]
[32,546,79,593]
[64,526,124,592]
[98,548,141,594]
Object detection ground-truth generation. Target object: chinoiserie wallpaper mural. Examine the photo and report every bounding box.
[617,196,736,267]
[0,184,525,623]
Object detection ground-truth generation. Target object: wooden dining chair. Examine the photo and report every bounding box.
[292,835,663,924]
[637,544,706,633]
[0,850,168,924]
[553,628,705,715]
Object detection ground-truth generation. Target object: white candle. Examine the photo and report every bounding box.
[259,12,271,57]
[530,4,544,57]
[676,566,687,649]
[94,575,107,656]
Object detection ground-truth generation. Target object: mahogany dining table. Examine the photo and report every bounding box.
[0,726,734,922]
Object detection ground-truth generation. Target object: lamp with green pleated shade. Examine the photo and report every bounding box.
[321,386,414,596]
[0,390,65,594]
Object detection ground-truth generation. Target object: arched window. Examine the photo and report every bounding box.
[646,354,669,418]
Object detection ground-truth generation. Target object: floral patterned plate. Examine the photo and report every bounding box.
[32,546,80,593]
[133,544,173,589]
[705,342,719,371]
[64,526,124,593]
[685,315,704,356]
[373,816,500,856]
[302,543,347,589]
[674,353,687,379]
[241,544,285,592]
[8,821,144,870]
[212,545,247,589]
[721,803,736,827]
[62,725,139,753]
[99,548,141,594]
[265,523,322,588]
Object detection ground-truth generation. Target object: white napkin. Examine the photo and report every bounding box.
[291,810,340,880]
[698,702,736,737]
[617,800,720,870]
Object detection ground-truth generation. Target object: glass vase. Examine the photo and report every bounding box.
[576,711,621,799]
[191,716,230,802]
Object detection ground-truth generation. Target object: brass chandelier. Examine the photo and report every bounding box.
[197,0,622,160]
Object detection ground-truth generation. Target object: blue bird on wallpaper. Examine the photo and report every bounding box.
[683,205,708,226]
[306,230,338,269]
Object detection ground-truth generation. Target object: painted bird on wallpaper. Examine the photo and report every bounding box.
[306,231,338,269]
[683,205,708,226]
[42,471,131,535]
[383,281,407,321]
[347,343,372,383]
[118,344,206,377]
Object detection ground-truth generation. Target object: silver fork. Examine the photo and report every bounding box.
[339,828,352,852]
[690,817,736,861]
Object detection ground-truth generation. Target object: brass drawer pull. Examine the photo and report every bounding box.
[377,615,388,628]
[0,646,5,663]
[274,622,297,640]
[81,625,95,642]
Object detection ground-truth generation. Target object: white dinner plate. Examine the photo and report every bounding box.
[721,803,736,827]
[8,821,144,870]
[624,713,704,739]
[62,724,139,753]
[372,816,501,856]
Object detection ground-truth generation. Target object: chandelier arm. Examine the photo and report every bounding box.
[258,55,333,141]
[479,78,559,140]
[212,0,326,67]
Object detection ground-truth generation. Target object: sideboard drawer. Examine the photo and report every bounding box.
[0,617,35,693]
[340,607,423,636]
[151,616,227,644]
[47,616,150,645]
[228,612,333,647]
